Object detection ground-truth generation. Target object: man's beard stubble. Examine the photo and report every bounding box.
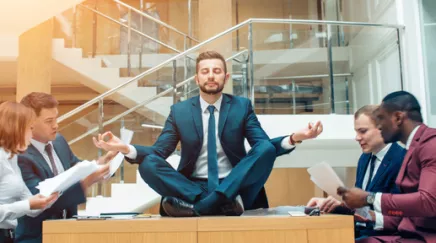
[199,82,224,95]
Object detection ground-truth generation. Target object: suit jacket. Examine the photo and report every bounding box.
[332,143,404,212]
[355,142,404,193]
[129,94,295,209]
[381,125,436,242]
[15,134,87,243]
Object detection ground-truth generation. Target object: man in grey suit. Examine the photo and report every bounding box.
[15,92,115,243]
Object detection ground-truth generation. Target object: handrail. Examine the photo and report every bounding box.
[58,18,404,123]
[66,49,249,145]
[249,18,405,29]
[113,0,199,43]
[79,4,180,54]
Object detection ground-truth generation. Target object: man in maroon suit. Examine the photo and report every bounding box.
[337,91,436,243]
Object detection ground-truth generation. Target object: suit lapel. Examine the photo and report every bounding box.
[395,125,425,186]
[395,145,414,186]
[52,138,69,170]
[27,144,54,178]
[191,96,203,143]
[218,95,231,138]
[356,154,371,189]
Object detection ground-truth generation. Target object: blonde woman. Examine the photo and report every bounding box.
[0,101,57,242]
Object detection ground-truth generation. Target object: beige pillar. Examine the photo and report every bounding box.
[17,19,53,101]
[198,0,233,94]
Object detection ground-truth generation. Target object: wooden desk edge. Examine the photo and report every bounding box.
[43,215,353,234]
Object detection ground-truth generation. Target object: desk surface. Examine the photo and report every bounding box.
[43,215,354,243]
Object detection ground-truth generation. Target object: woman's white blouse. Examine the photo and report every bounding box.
[0,148,35,229]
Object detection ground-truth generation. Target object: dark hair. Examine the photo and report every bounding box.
[381,91,423,122]
[196,51,227,74]
[354,105,379,123]
[20,92,59,116]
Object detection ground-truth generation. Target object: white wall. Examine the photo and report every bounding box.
[257,114,361,169]
[343,0,430,125]
[343,0,404,111]
[0,0,84,36]
[417,0,436,127]
[395,0,428,124]
[0,35,18,61]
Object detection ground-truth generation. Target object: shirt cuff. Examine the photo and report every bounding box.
[124,145,137,159]
[374,193,384,230]
[11,200,32,217]
[281,136,296,150]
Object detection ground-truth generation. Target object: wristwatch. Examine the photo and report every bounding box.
[289,133,302,145]
[366,192,376,205]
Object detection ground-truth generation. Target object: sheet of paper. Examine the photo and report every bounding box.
[37,160,100,197]
[108,127,134,176]
[307,162,345,200]
[355,206,373,220]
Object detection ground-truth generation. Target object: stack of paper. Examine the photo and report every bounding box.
[307,162,344,200]
[37,160,100,197]
[108,127,134,177]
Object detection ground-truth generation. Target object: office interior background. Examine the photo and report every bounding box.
[0,0,434,214]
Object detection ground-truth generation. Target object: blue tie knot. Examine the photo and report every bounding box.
[207,105,215,114]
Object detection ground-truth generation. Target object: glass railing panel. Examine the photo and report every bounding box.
[59,107,100,144]
[230,52,249,98]
[111,0,199,51]
[331,76,352,114]
[330,24,401,112]
[249,23,330,115]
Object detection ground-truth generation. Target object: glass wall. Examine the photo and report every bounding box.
[420,0,436,127]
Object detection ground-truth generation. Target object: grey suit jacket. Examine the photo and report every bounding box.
[15,134,87,243]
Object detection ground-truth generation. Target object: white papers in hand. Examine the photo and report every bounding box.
[307,162,345,200]
[37,160,100,197]
[109,127,134,176]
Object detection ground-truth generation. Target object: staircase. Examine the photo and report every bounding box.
[52,38,173,118]
[84,154,181,215]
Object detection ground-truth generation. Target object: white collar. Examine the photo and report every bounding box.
[199,95,223,113]
[30,139,53,154]
[0,147,11,160]
[406,125,420,150]
[373,143,391,161]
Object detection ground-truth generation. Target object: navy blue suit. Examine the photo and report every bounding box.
[334,142,405,238]
[355,143,404,194]
[128,94,294,213]
[15,134,86,243]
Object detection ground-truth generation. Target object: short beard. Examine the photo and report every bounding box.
[199,83,224,95]
[382,131,401,144]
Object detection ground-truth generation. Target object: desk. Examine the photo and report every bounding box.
[43,215,354,243]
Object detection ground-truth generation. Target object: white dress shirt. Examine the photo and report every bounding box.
[373,126,420,230]
[192,95,232,178]
[30,139,65,174]
[356,144,391,228]
[362,144,391,191]
[0,148,40,229]
[125,95,295,178]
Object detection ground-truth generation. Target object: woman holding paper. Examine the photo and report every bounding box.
[0,101,58,243]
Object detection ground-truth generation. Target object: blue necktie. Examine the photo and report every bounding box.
[365,155,377,190]
[207,105,219,192]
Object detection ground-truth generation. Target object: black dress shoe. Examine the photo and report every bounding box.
[220,199,244,216]
[161,196,200,217]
